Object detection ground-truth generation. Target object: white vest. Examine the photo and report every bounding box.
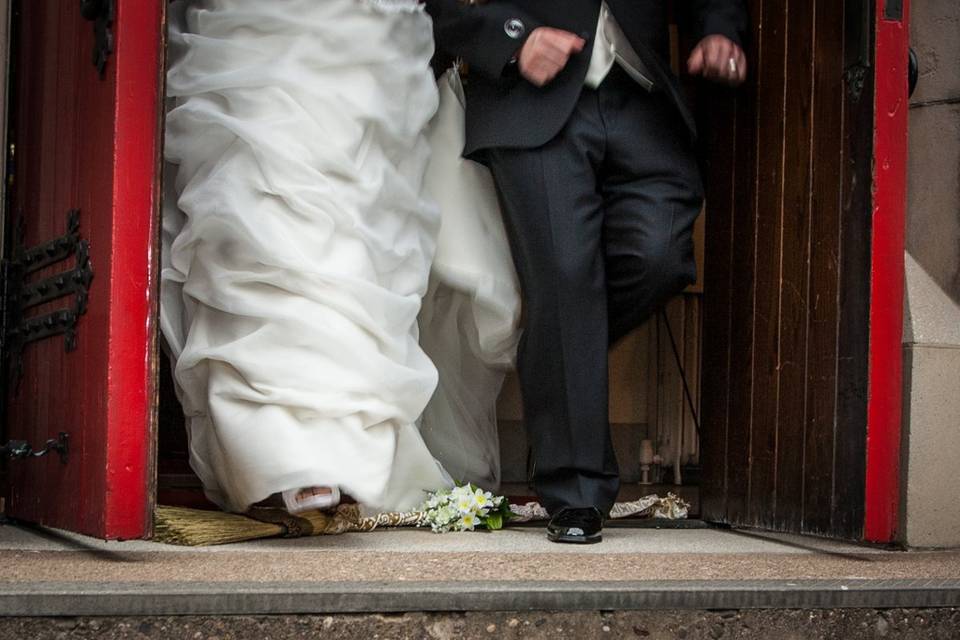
[585,1,655,91]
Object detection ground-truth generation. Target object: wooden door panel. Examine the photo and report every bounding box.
[707,0,763,528]
[749,0,788,531]
[800,0,847,536]
[831,0,875,539]
[5,0,107,535]
[3,0,162,539]
[772,0,816,534]
[700,0,878,539]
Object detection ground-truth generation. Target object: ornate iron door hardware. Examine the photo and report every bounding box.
[1,432,69,464]
[80,0,115,77]
[2,210,94,382]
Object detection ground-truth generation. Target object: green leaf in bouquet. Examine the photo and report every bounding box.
[485,513,503,530]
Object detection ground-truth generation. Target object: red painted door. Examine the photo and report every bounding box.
[1,0,162,539]
[699,0,909,542]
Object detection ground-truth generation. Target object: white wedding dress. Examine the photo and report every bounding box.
[162,0,520,515]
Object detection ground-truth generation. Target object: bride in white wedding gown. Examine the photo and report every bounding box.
[161,0,519,515]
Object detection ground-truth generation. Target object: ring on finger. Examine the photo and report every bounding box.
[728,57,738,75]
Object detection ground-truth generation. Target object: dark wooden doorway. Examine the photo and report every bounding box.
[698,0,908,542]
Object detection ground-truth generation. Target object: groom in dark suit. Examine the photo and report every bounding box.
[426,0,748,543]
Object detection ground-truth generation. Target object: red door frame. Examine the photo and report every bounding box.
[136,1,910,542]
[102,0,164,539]
[5,1,907,542]
[863,0,909,543]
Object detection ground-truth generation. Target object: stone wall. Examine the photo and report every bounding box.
[901,0,960,548]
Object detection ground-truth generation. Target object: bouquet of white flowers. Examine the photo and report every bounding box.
[418,484,512,533]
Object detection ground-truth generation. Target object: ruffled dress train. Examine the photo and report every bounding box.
[162,0,458,514]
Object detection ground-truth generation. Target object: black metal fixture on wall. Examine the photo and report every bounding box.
[0,432,68,464]
[1,210,94,387]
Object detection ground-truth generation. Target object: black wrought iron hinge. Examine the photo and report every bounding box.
[1,210,94,387]
[80,0,115,78]
[1,432,69,464]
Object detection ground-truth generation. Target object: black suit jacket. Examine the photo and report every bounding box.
[425,0,748,157]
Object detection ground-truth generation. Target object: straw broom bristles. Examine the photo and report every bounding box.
[154,506,285,546]
[153,504,429,546]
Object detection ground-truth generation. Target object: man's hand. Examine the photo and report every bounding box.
[687,35,747,86]
[518,27,586,87]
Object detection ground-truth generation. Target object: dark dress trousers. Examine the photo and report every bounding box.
[426,0,748,516]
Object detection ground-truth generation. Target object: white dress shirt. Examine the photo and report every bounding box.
[585,1,655,90]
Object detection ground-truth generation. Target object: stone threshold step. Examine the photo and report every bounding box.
[4,579,959,617]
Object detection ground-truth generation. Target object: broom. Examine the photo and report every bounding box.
[153,504,428,546]
[154,506,284,546]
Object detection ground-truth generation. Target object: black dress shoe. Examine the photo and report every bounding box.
[546,507,603,544]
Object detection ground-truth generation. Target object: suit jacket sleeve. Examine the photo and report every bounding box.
[679,0,749,48]
[424,0,544,79]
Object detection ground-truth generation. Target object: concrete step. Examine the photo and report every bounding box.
[4,579,960,617]
[3,521,959,619]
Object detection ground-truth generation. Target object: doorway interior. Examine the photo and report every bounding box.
[154,13,711,518]
[0,0,899,544]
[112,0,884,537]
